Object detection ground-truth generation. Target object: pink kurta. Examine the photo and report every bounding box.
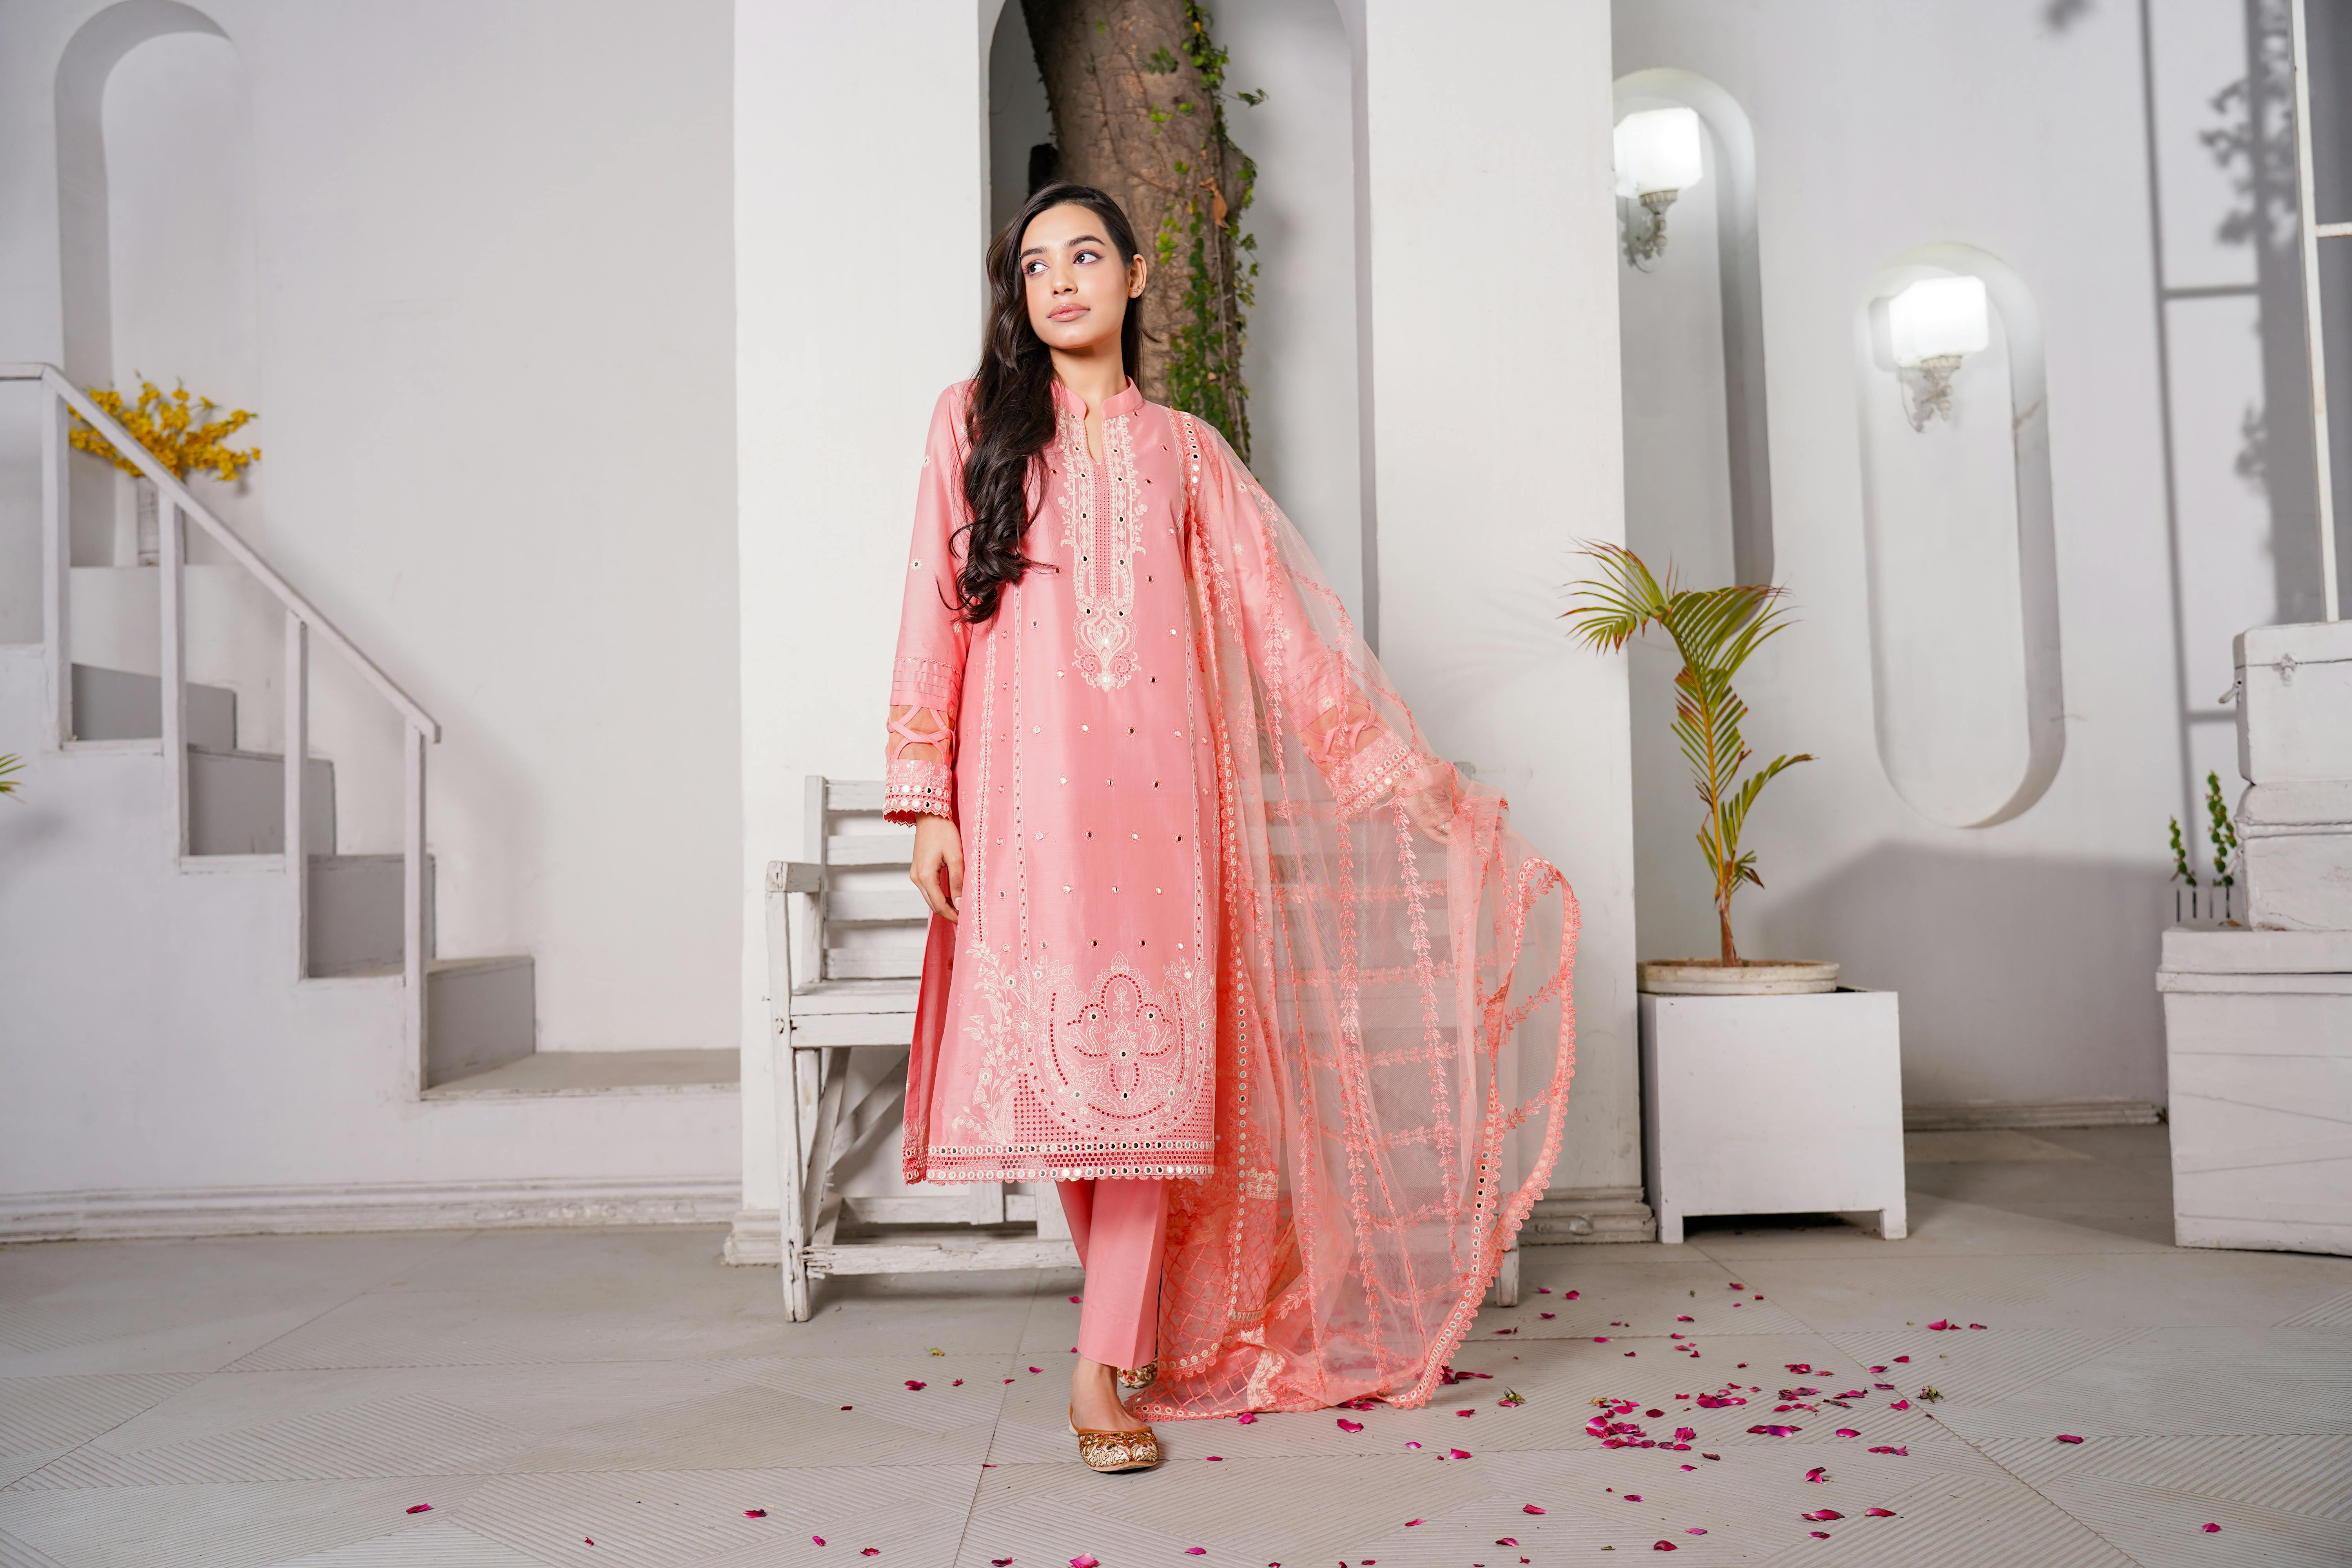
[884,375,1584,1416]
[886,378,1415,1185]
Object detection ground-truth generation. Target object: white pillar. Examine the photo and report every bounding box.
[734,0,996,1225]
[1351,0,1642,1204]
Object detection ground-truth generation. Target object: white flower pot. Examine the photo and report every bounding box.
[1640,988,1907,1244]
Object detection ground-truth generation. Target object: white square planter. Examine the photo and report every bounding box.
[2160,926,2352,1256]
[1641,989,1906,1244]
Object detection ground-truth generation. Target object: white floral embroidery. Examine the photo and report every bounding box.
[1057,407,1145,690]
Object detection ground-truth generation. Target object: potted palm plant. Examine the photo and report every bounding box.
[1566,544,1906,1244]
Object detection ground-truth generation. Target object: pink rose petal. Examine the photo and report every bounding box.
[2055,1434,2085,1444]
[1865,1508,1897,1517]
[1070,1558,1100,1568]
[1457,1408,1476,1416]
[405,1504,432,1514]
[1927,1319,1949,1330]
[1673,1426,1696,1441]
[1404,1519,1424,1527]
[1523,1504,1546,1515]
[1747,1424,1801,1436]
[1450,1448,1473,1458]
[1406,1441,1422,1448]
[1337,1418,1364,1432]
[1187,1550,1207,1557]
[1894,1356,1910,1363]
[745,1508,767,1518]
[813,1539,825,1548]
[1625,1494,1642,1502]
[1890,1400,1911,1410]
[1652,1545,1677,1553]
[1029,1367,1042,1374]
[1803,1509,1844,1522]
[1540,1312,1556,1319]
[1563,1289,1580,1299]
[1594,1336,1610,1343]
[2201,1523,2220,1532]
[1686,1527,1707,1535]
[1497,1540,1519,1548]
[1810,1531,1831,1539]
[1868,1445,1908,1455]
[1205,1455,1222,1461]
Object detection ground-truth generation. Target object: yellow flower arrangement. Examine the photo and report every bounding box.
[68,379,259,484]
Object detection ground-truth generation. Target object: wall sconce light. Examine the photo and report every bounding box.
[1886,275,1990,430]
[1613,107,1705,269]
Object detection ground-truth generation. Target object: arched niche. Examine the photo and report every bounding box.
[56,2,259,565]
[1612,68,1772,587]
[1854,244,2063,828]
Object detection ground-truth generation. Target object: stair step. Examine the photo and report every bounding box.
[308,854,436,977]
[421,1048,740,1100]
[72,664,235,751]
[424,956,535,1087]
[188,747,335,857]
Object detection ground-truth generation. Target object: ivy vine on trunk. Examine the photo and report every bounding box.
[1022,0,1257,459]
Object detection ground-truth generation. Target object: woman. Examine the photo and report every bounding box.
[885,183,1580,1473]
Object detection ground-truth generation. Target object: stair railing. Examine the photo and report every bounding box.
[4,362,441,1085]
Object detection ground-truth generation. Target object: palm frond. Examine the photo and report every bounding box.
[1562,541,1673,653]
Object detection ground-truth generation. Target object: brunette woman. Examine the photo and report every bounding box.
[884,183,1580,1473]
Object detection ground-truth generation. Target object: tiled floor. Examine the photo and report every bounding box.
[2,1127,2346,1566]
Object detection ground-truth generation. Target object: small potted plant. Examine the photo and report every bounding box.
[1566,544,1906,1244]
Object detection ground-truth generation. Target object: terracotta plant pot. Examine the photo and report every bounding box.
[1637,959,1840,996]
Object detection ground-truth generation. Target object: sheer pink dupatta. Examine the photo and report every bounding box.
[1138,413,1580,1418]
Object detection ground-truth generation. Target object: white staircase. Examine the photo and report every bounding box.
[0,363,740,1241]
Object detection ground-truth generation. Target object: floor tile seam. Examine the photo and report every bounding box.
[214,1229,489,1376]
[0,1367,237,1498]
[1931,1411,2165,1568]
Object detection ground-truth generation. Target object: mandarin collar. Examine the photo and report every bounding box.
[1051,376,1143,420]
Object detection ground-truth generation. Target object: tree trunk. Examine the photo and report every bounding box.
[1022,0,1253,457]
[1719,907,1739,967]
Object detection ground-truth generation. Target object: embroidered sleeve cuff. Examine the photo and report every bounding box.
[1330,731,1449,819]
[884,757,955,823]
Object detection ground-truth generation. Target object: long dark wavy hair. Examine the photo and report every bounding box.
[955,182,1146,624]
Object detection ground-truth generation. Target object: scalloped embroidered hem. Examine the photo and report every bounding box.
[914,1163,1215,1184]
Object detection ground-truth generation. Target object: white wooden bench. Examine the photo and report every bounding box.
[766,775,1079,1321]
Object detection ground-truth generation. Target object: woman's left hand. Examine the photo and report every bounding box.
[1401,776,1454,843]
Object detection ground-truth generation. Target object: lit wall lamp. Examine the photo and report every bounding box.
[1886,275,1990,431]
[1613,107,1704,269]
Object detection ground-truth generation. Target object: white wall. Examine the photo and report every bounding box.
[735,0,995,1216]
[1611,0,2264,1109]
[1354,0,1640,1193]
[0,1,742,1059]
[1219,0,1366,617]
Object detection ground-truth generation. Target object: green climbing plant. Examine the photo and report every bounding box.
[1157,2,1257,460]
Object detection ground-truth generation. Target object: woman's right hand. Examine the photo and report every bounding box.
[909,814,963,922]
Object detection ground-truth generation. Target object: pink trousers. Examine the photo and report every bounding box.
[1057,1179,1167,1370]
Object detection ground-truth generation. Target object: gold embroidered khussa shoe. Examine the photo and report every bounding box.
[1115,1360,1158,1390]
[1068,1408,1162,1472]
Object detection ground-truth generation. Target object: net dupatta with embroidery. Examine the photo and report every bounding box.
[1136,411,1580,1418]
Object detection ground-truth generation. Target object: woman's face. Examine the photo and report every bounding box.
[1020,202,1145,357]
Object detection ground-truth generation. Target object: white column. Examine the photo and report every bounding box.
[734,0,996,1221]
[1352,0,1641,1199]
